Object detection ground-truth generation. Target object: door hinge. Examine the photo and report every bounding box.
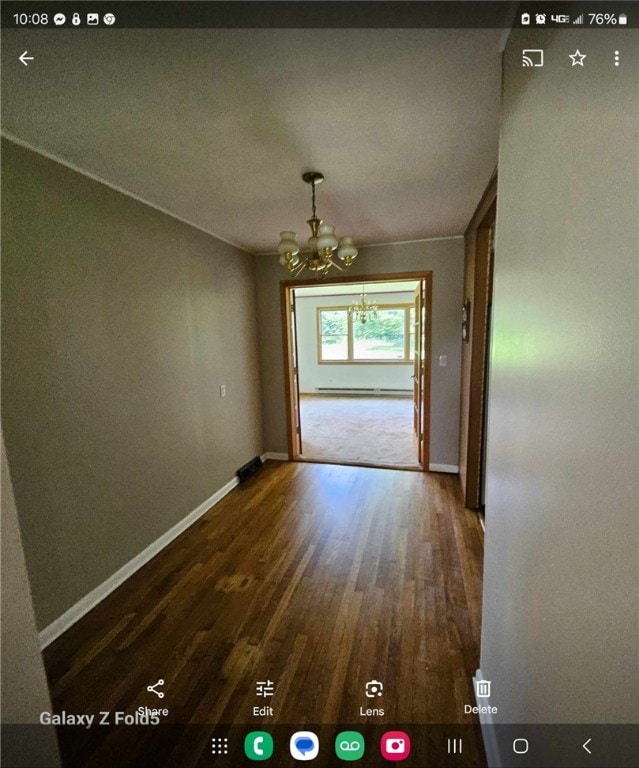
[296,425,301,434]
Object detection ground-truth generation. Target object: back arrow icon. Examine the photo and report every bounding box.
[19,51,34,66]
[583,738,592,754]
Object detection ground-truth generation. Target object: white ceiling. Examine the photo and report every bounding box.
[295,280,420,297]
[2,28,503,254]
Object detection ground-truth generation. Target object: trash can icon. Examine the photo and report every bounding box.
[475,680,491,698]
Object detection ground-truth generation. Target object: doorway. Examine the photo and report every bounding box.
[281,272,432,470]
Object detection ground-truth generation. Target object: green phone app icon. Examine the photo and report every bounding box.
[335,731,365,761]
[245,731,274,761]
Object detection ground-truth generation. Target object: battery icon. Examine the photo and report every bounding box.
[618,14,627,25]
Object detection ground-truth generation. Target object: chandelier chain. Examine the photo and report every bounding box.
[311,180,317,219]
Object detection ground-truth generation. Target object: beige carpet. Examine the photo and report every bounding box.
[299,395,419,467]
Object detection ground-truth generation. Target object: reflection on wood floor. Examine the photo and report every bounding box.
[44,460,486,767]
[299,395,420,467]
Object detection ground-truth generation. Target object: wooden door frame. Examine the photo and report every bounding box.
[460,173,497,508]
[280,271,432,470]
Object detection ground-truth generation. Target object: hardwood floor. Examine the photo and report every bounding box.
[43,460,486,767]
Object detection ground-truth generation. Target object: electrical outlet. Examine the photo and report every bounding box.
[219,384,226,398]
[439,355,447,367]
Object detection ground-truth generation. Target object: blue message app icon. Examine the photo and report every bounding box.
[290,731,319,760]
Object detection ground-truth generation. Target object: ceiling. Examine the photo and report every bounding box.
[2,28,503,254]
[295,280,420,297]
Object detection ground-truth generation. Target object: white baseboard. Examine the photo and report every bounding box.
[474,668,502,768]
[39,476,240,649]
[261,452,289,461]
[428,463,459,473]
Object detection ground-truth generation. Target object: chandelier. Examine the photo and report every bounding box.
[348,286,378,324]
[277,171,358,277]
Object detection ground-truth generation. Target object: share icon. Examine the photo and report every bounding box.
[147,679,165,698]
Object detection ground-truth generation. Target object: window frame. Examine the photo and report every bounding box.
[316,303,414,365]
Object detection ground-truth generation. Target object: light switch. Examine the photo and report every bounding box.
[439,355,447,367]
[220,384,226,398]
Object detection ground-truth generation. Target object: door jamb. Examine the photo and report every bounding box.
[280,270,432,470]
[461,173,497,508]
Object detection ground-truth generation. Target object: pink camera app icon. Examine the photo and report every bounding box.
[380,731,411,761]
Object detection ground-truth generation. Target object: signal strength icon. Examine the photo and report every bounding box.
[573,14,584,24]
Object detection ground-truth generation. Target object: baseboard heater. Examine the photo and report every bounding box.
[314,387,412,397]
[236,455,263,483]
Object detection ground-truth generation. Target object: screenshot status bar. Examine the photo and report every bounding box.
[2,2,638,29]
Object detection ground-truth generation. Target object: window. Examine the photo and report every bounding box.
[318,304,413,363]
[319,309,349,360]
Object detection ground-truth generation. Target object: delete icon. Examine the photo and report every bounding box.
[475,679,491,698]
[87,13,99,25]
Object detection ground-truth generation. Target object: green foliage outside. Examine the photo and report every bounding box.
[320,311,347,342]
[320,307,412,359]
[353,309,404,343]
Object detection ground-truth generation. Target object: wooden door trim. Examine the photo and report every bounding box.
[461,171,497,508]
[422,274,432,470]
[280,271,432,470]
[281,270,433,289]
[280,282,300,459]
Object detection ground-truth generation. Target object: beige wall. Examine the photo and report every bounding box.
[255,238,465,466]
[1,140,263,629]
[481,29,638,725]
[1,433,60,765]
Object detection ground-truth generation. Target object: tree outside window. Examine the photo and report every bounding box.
[318,305,413,363]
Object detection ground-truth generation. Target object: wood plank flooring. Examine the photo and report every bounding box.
[43,460,486,767]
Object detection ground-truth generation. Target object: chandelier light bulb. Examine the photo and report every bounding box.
[317,223,338,253]
[337,236,358,263]
[277,230,300,256]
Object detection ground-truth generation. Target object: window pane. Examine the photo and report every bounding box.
[353,308,406,360]
[321,335,348,360]
[319,310,348,360]
[320,310,347,336]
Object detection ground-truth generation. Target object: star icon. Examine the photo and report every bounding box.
[569,49,587,66]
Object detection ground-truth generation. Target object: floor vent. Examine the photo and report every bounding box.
[236,456,263,483]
